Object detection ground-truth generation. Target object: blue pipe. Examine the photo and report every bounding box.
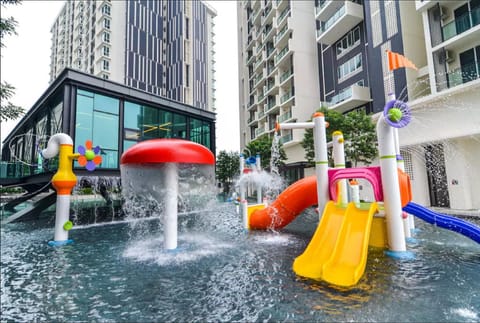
[403,202,480,244]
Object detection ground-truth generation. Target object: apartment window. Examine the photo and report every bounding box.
[102,4,111,16]
[104,18,111,30]
[103,45,110,57]
[185,64,190,87]
[103,31,110,43]
[185,17,189,39]
[338,53,362,82]
[103,59,110,71]
[102,74,109,80]
[336,26,361,58]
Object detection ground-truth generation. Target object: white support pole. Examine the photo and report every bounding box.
[377,116,407,252]
[332,131,348,206]
[313,113,330,215]
[239,154,248,229]
[164,163,178,250]
[388,93,415,235]
[256,154,262,204]
[54,195,71,241]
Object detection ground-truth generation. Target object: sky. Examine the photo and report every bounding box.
[0,0,240,154]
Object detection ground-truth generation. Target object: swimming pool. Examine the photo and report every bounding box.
[1,205,479,322]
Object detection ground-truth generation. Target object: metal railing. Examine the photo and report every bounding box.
[442,7,480,41]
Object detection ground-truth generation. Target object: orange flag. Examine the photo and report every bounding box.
[386,50,418,71]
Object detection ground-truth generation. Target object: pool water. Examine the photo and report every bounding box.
[1,204,479,322]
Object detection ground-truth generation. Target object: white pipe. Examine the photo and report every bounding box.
[164,163,178,250]
[41,133,73,159]
[313,113,329,215]
[277,122,314,130]
[241,200,248,229]
[388,94,415,235]
[377,116,407,252]
[350,181,360,207]
[332,131,348,205]
[239,154,247,228]
[54,195,71,241]
[256,154,262,204]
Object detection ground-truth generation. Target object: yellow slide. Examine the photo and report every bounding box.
[322,202,378,287]
[293,201,378,287]
[292,201,346,280]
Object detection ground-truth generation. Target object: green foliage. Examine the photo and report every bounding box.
[301,107,378,167]
[0,82,24,121]
[0,0,24,122]
[244,134,286,170]
[215,150,240,193]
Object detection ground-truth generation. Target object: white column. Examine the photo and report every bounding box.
[332,131,348,206]
[313,113,329,214]
[164,163,178,250]
[54,195,71,241]
[377,117,406,252]
[256,154,262,204]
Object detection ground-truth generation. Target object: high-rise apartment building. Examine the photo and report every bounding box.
[50,0,217,111]
[237,0,480,209]
[237,0,321,180]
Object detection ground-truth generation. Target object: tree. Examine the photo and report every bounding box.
[0,0,24,122]
[215,150,240,194]
[302,107,378,167]
[244,134,286,170]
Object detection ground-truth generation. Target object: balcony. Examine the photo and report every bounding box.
[277,110,292,123]
[274,23,291,48]
[279,132,292,144]
[280,88,294,103]
[327,84,371,114]
[446,61,480,89]
[316,1,364,46]
[442,7,480,42]
[279,68,293,85]
[255,126,266,137]
[274,43,292,67]
[277,5,291,29]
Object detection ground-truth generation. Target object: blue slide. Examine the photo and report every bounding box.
[403,202,480,244]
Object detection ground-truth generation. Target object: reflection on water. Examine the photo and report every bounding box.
[1,205,480,322]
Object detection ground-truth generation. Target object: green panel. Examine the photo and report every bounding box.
[93,111,118,150]
[75,93,94,149]
[124,101,141,130]
[140,106,159,139]
[158,109,173,138]
[98,149,118,169]
[94,93,119,115]
[172,114,187,139]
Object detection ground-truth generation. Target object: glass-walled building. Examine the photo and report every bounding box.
[1,68,216,183]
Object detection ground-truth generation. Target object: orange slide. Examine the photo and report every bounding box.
[249,176,317,230]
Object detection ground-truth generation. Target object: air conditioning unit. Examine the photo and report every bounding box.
[444,50,454,63]
[439,6,448,20]
[439,49,454,64]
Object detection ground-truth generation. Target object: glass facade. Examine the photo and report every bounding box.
[75,89,120,169]
[1,70,215,182]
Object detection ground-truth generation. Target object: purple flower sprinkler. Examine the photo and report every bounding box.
[77,140,102,171]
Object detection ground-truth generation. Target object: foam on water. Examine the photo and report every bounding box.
[123,232,234,265]
[451,308,478,321]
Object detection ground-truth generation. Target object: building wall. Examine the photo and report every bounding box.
[399,80,480,209]
[50,0,216,112]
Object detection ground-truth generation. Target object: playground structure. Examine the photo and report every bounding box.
[246,101,480,287]
[120,138,215,250]
[40,133,102,246]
